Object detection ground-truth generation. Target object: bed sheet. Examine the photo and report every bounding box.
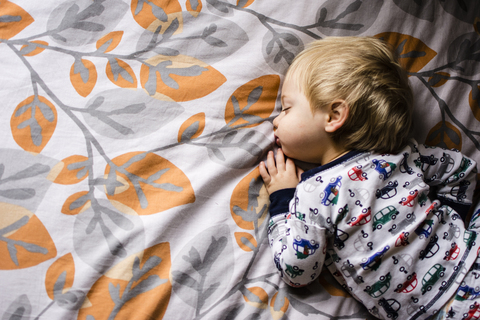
[1,1,480,319]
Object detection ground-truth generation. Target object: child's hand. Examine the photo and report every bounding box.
[259,149,304,195]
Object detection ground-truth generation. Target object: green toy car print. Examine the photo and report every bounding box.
[373,205,399,231]
[444,157,472,185]
[421,263,446,295]
[364,272,392,298]
[464,230,477,249]
[285,263,304,279]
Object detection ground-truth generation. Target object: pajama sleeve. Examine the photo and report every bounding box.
[267,189,327,287]
[417,145,477,219]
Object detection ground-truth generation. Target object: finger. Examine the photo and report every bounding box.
[265,151,277,175]
[259,161,271,184]
[296,167,304,181]
[276,149,286,171]
[285,157,297,173]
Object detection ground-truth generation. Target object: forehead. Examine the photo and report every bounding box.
[282,74,304,96]
[281,77,301,100]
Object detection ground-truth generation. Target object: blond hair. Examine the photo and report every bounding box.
[285,36,413,154]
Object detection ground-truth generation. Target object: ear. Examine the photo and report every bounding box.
[325,100,349,133]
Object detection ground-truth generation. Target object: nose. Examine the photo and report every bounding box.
[273,113,281,130]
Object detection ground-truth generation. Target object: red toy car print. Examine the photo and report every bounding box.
[463,301,480,320]
[400,190,419,207]
[395,272,418,293]
[395,232,410,247]
[348,207,372,226]
[425,202,439,216]
[444,242,460,261]
[348,165,368,181]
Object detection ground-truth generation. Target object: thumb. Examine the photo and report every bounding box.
[296,167,304,181]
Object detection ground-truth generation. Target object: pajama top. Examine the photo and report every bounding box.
[267,140,479,320]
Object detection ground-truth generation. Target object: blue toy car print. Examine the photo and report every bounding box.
[371,159,396,181]
[450,180,470,202]
[321,176,342,206]
[415,219,435,239]
[378,298,400,319]
[400,153,414,174]
[455,284,480,301]
[334,228,349,249]
[361,245,390,271]
[419,234,439,260]
[293,236,320,259]
[414,154,438,172]
[376,180,398,199]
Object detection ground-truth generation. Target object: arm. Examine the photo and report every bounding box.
[418,145,477,219]
[268,211,326,287]
[260,149,325,286]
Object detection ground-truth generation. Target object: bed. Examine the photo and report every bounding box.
[1,1,480,319]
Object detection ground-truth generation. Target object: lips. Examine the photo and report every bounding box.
[274,135,281,147]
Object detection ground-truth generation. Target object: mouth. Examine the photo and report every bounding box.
[274,135,281,147]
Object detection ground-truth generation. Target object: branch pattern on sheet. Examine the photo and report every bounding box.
[1,0,480,319]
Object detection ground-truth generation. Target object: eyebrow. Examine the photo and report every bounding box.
[281,94,293,105]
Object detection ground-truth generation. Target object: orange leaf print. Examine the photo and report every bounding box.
[0,202,56,270]
[10,95,57,154]
[70,59,97,97]
[375,32,437,73]
[469,85,480,122]
[0,1,34,39]
[45,253,76,300]
[234,232,257,252]
[140,54,226,101]
[318,270,351,298]
[105,152,195,215]
[186,0,202,16]
[237,0,255,8]
[61,191,91,215]
[270,291,289,320]
[428,72,450,88]
[50,155,90,185]
[20,40,48,56]
[243,286,269,309]
[178,112,205,142]
[106,58,138,88]
[131,0,182,30]
[78,242,172,320]
[230,168,269,230]
[96,31,124,53]
[225,75,280,128]
[426,121,462,150]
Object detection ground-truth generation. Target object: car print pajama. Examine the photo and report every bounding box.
[267,140,480,320]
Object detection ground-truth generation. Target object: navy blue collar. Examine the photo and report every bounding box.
[300,150,365,181]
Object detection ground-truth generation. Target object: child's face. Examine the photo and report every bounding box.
[273,78,330,164]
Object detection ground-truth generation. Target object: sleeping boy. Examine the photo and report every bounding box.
[259,36,480,320]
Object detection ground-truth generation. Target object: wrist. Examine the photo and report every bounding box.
[269,188,296,216]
